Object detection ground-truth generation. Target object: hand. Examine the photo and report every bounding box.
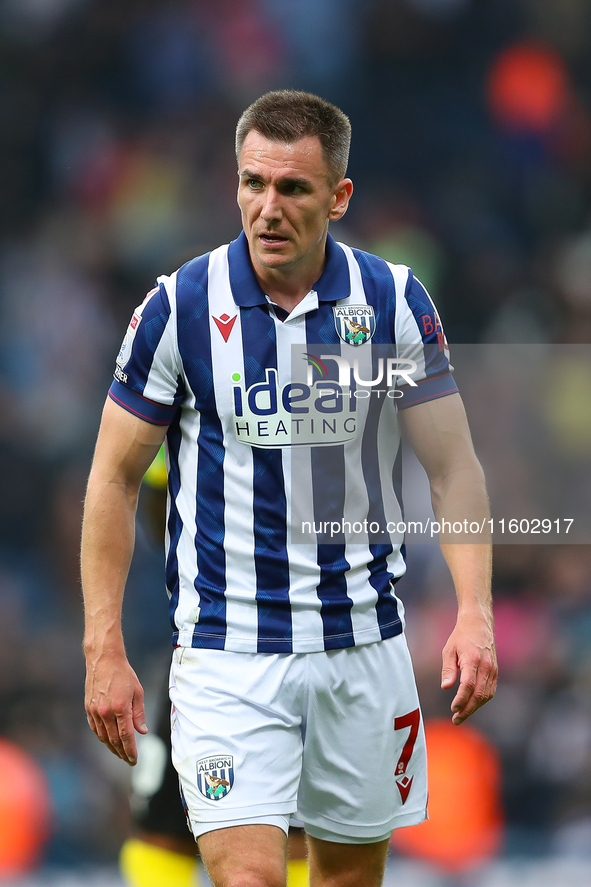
[84,651,148,765]
[441,612,497,725]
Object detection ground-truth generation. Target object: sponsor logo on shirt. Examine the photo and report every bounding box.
[421,310,447,351]
[231,368,358,448]
[230,354,418,449]
[212,313,237,342]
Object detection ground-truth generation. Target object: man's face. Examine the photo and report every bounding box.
[237,130,352,279]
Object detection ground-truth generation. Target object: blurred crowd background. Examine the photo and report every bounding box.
[1,0,591,879]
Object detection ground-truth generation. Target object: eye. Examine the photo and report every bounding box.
[282,182,309,196]
[247,179,263,190]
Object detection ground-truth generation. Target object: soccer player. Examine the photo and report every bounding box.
[82,90,497,887]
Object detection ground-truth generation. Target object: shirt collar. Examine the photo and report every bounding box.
[227,230,351,307]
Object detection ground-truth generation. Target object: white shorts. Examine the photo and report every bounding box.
[169,634,427,843]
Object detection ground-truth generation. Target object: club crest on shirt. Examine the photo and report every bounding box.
[196,755,234,801]
[333,305,376,346]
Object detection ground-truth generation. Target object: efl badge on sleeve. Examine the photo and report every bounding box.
[116,312,142,368]
[333,305,376,346]
[196,755,234,801]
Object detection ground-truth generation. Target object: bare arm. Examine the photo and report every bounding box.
[82,396,168,764]
[400,392,497,724]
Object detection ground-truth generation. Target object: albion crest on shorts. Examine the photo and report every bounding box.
[196,755,234,801]
[333,305,376,346]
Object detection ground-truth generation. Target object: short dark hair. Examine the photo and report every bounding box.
[235,90,351,185]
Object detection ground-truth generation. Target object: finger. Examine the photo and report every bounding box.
[450,669,477,714]
[102,725,126,760]
[86,708,111,746]
[103,738,128,761]
[481,667,498,706]
[450,668,482,722]
[473,658,498,707]
[86,710,101,739]
[441,651,459,690]
[132,693,148,736]
[88,709,127,760]
[451,691,479,724]
[451,689,481,724]
[114,707,139,765]
[94,719,113,747]
[451,665,496,724]
[97,705,132,761]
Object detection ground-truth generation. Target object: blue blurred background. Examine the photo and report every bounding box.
[1,0,591,883]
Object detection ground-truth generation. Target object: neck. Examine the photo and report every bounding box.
[258,273,319,312]
[250,243,327,313]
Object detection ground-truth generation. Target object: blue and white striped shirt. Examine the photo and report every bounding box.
[109,232,457,653]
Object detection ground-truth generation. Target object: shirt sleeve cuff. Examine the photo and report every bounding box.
[396,372,458,410]
[108,379,178,426]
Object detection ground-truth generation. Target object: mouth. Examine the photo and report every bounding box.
[259,232,289,248]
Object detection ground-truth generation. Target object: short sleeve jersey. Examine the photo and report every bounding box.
[110,232,457,653]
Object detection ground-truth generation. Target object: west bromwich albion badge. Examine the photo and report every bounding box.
[333,305,376,346]
[196,755,234,801]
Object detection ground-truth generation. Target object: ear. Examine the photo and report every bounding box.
[328,179,353,222]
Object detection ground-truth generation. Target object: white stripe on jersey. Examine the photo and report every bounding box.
[376,387,407,589]
[170,401,202,640]
[275,311,325,646]
[154,272,202,639]
[208,246,259,651]
[335,245,382,643]
[144,272,182,403]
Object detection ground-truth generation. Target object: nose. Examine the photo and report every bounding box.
[260,186,282,222]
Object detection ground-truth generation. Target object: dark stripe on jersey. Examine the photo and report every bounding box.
[359,383,402,639]
[109,283,185,422]
[392,440,404,524]
[312,450,354,649]
[351,248,397,344]
[314,234,351,302]
[404,273,450,376]
[306,304,354,649]
[227,233,267,307]
[391,445,407,603]
[352,247,404,637]
[129,284,172,395]
[240,304,292,652]
[166,412,184,641]
[367,546,403,639]
[176,255,227,648]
